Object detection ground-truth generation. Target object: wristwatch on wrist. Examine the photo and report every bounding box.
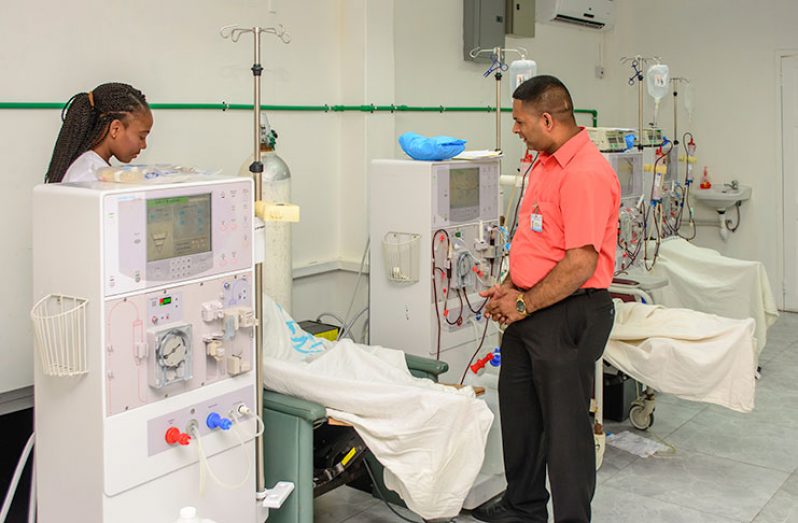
[515,293,528,317]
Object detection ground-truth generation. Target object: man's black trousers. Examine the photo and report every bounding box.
[499,289,615,522]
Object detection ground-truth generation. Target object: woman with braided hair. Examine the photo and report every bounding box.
[45,82,152,183]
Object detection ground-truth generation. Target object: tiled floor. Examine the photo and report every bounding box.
[314,312,798,522]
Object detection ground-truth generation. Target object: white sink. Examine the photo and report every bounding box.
[694,184,752,212]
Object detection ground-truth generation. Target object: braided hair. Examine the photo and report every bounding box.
[45,83,149,183]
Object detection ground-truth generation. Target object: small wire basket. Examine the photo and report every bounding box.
[30,294,89,377]
[382,232,421,284]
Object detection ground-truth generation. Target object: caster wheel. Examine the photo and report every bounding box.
[629,405,654,430]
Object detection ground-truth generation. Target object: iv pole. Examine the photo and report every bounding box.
[220,23,291,503]
[670,76,689,180]
[469,46,528,152]
[621,55,661,152]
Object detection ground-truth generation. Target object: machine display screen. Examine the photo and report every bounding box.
[146,194,212,262]
[449,168,480,210]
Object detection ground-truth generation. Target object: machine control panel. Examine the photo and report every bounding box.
[146,386,253,456]
[147,292,183,325]
[104,271,254,416]
[103,179,253,297]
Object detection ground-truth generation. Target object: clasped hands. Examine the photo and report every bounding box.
[480,283,527,326]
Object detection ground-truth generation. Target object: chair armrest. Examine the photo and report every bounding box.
[405,354,448,379]
[263,390,327,423]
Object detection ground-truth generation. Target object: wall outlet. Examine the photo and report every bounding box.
[595,65,606,80]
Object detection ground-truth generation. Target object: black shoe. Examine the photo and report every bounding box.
[471,497,525,523]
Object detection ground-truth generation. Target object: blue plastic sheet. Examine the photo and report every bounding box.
[398,132,466,161]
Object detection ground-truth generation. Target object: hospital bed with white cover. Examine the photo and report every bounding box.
[606,300,758,415]
[606,237,775,428]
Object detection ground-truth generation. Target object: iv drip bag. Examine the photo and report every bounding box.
[646,63,670,123]
[509,59,537,95]
[646,64,670,102]
[683,81,695,122]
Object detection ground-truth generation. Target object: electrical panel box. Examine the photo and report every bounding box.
[464,0,507,63]
[505,0,535,37]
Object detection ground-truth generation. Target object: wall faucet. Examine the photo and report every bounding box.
[724,179,739,191]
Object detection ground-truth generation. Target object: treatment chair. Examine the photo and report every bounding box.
[261,353,449,523]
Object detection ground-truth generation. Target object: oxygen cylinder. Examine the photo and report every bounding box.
[239,115,293,314]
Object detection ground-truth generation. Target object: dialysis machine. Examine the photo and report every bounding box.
[368,158,505,509]
[32,176,259,522]
[602,151,645,273]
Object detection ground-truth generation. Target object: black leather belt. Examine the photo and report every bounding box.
[571,288,601,297]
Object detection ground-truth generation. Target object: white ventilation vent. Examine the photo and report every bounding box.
[537,0,616,31]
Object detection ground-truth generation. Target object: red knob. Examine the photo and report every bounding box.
[165,427,181,445]
[165,427,192,446]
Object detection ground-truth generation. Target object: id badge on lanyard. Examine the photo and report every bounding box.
[530,203,543,233]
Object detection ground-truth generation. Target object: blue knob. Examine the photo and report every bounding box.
[206,412,232,431]
[490,348,502,367]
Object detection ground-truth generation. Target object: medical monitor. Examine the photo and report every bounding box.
[146,194,212,262]
[449,167,480,220]
[432,161,499,228]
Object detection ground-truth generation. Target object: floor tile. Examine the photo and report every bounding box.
[592,484,739,522]
[604,391,707,439]
[314,486,380,522]
[604,449,789,521]
[338,499,422,522]
[753,470,798,522]
[759,345,798,391]
[597,443,640,484]
[666,407,798,472]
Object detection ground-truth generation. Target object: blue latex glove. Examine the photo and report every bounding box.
[624,133,636,151]
[398,132,467,161]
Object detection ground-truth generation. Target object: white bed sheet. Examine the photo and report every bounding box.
[647,238,778,355]
[261,297,494,520]
[605,300,758,413]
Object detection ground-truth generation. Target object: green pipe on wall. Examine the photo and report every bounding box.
[0,102,598,126]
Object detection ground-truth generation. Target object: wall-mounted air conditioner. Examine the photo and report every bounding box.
[537,0,615,30]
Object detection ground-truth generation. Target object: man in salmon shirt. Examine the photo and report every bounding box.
[473,76,620,523]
